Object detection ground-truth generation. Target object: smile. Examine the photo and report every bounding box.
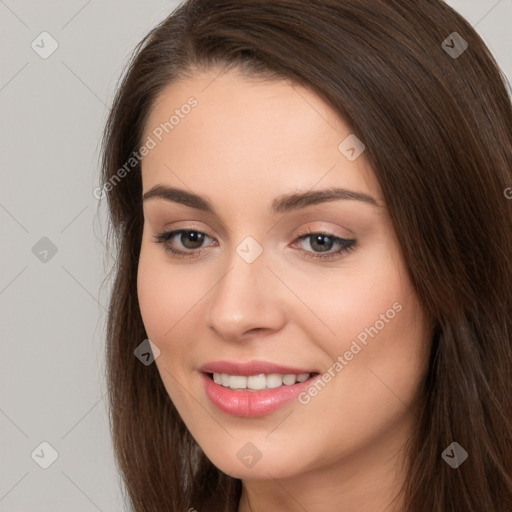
[211,372,311,390]
[201,371,320,417]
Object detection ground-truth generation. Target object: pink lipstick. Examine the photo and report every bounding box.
[199,360,320,417]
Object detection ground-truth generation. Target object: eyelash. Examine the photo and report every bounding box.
[152,226,357,261]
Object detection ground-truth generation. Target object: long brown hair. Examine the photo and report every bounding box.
[99,1,512,510]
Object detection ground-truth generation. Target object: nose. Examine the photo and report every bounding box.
[206,244,287,342]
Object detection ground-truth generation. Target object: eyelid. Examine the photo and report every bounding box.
[152,224,357,262]
[153,222,351,246]
[293,223,352,239]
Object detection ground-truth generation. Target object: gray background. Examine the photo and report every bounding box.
[0,1,510,511]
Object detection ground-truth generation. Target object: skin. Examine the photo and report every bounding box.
[137,67,432,512]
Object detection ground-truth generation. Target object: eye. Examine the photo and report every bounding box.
[292,226,357,261]
[152,229,214,259]
[152,227,357,261]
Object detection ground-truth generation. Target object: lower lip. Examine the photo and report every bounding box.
[201,372,319,417]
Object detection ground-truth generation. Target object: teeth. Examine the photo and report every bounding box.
[267,374,283,388]
[247,374,266,390]
[212,372,311,390]
[282,374,296,385]
[229,375,247,389]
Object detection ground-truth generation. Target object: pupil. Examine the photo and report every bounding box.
[311,234,333,252]
[182,231,203,249]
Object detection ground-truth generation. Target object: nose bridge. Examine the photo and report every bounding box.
[207,236,285,339]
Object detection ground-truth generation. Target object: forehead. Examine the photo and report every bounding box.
[141,68,381,204]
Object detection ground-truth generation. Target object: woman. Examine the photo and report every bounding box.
[99,1,512,510]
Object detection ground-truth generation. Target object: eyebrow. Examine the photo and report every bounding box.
[142,185,380,214]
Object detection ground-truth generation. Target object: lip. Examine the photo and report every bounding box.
[199,359,317,376]
[199,360,320,418]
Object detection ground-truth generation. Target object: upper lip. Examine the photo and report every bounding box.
[200,360,318,376]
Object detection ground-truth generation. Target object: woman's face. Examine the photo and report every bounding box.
[137,68,431,481]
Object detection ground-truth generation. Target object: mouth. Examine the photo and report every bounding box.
[204,371,319,391]
[200,370,321,417]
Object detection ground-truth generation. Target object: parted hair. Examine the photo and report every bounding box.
[99,1,512,510]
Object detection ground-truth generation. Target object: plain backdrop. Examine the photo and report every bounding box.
[0,1,511,510]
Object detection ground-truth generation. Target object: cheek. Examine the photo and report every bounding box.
[137,245,200,347]
[324,280,428,422]
[296,242,410,352]
[295,240,430,407]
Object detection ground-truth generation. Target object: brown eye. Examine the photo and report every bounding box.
[153,229,213,258]
[177,231,206,250]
